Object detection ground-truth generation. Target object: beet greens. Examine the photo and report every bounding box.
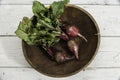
[15,0,87,63]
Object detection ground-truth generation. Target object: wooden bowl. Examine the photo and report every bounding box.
[22,5,100,77]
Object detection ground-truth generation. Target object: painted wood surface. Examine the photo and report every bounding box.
[0,37,120,68]
[0,68,120,80]
[0,5,120,36]
[0,0,120,5]
[0,0,120,79]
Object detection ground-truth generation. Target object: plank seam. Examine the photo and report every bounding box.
[0,4,120,6]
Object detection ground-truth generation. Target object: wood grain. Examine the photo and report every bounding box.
[0,0,120,5]
[0,5,120,36]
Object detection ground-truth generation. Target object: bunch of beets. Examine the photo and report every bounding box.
[44,23,87,63]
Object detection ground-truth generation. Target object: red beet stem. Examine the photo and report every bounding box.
[60,32,69,41]
[43,47,54,57]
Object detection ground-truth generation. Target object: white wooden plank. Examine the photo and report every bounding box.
[0,0,120,5]
[0,5,120,36]
[0,37,120,67]
[0,5,33,35]
[80,5,120,37]
[0,37,31,67]
[89,51,120,67]
[0,68,120,80]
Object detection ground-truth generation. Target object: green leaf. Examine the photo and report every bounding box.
[38,19,55,29]
[15,0,69,47]
[15,29,35,45]
[15,29,28,41]
[15,17,36,45]
[32,1,47,17]
[18,17,31,33]
[50,0,69,19]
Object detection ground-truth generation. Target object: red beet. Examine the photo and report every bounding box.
[66,26,87,42]
[55,51,75,63]
[67,40,79,59]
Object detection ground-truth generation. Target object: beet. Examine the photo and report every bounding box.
[67,40,79,59]
[66,25,87,42]
[55,51,75,63]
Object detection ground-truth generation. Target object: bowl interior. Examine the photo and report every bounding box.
[22,5,100,77]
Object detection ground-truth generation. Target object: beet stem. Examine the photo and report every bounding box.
[43,47,54,57]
